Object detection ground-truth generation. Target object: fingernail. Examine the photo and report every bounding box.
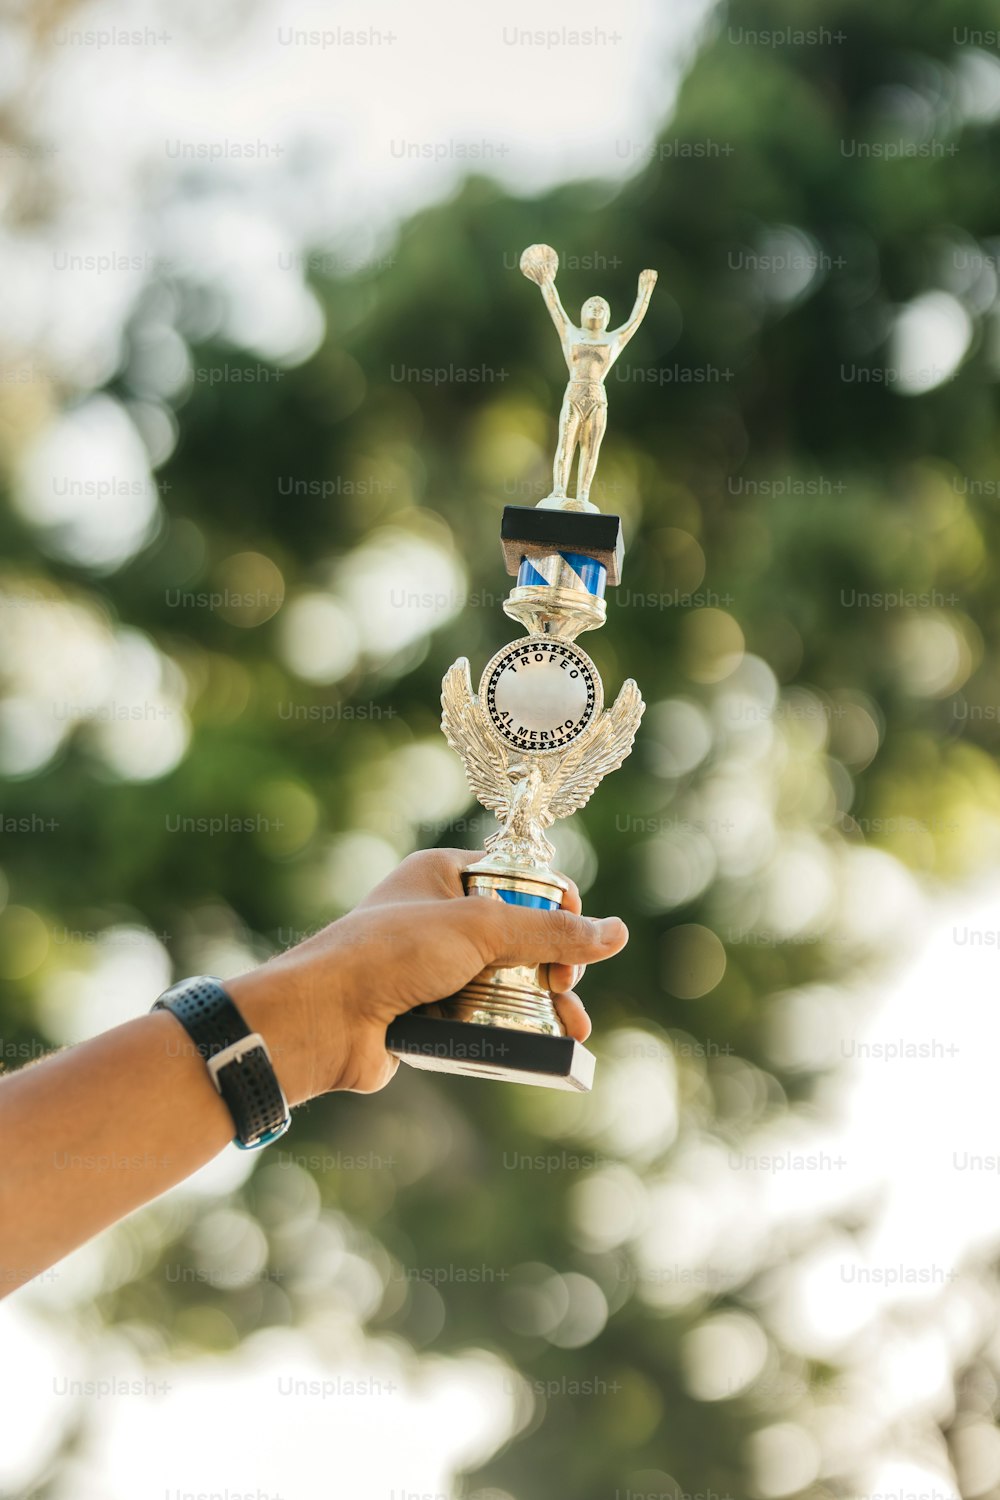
[598,917,625,941]
[571,965,584,988]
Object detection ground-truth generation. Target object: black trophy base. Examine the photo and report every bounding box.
[500,506,625,585]
[386,1014,596,1092]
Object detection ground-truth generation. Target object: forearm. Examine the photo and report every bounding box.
[0,1012,234,1294]
[0,970,314,1297]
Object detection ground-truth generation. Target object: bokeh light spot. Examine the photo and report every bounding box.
[661,923,727,999]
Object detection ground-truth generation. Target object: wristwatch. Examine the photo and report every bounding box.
[153,976,291,1150]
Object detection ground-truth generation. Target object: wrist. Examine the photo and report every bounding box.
[226,963,317,1107]
[227,947,357,1104]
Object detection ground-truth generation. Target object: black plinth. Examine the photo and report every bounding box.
[500,506,625,585]
[386,1013,596,1092]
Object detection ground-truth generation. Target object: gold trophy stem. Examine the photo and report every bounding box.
[416,870,567,1036]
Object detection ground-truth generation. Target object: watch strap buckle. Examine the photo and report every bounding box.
[205,1032,271,1090]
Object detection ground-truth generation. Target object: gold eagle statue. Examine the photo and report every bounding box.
[441,657,645,871]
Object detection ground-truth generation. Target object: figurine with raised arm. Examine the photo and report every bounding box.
[520,243,657,513]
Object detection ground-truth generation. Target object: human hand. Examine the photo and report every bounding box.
[639,268,658,294]
[228,849,628,1101]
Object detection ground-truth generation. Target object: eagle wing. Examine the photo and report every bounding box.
[441,657,512,818]
[545,678,645,823]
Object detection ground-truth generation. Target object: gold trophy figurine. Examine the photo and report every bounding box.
[386,246,655,1091]
[520,243,657,513]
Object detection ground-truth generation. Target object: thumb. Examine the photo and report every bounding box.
[465,902,628,969]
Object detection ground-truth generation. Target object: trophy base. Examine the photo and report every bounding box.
[386,1014,596,1091]
[385,865,595,1092]
[500,505,624,585]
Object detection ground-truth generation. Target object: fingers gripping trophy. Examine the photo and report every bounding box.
[386,246,657,1091]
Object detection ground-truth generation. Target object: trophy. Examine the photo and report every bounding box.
[386,245,657,1092]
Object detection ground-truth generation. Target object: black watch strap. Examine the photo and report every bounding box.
[153,976,291,1150]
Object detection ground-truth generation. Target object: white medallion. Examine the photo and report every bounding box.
[481,637,602,753]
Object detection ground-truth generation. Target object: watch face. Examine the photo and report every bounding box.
[482,637,602,753]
